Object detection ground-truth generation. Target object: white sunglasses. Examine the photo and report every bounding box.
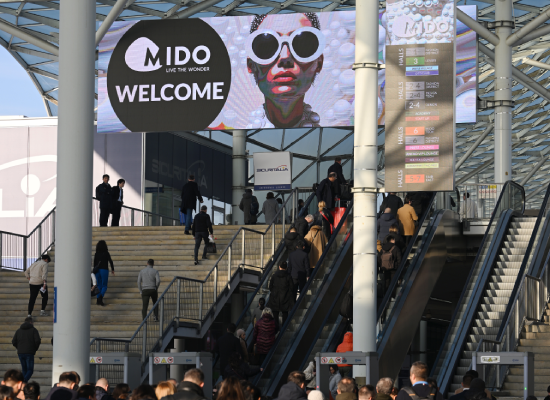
[245,27,326,65]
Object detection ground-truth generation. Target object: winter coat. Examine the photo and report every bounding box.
[12,322,41,355]
[214,332,243,377]
[397,204,419,236]
[379,194,404,218]
[163,382,207,400]
[336,332,353,367]
[95,387,114,400]
[267,269,295,312]
[25,259,48,285]
[315,208,334,241]
[294,216,310,238]
[44,387,78,400]
[239,193,259,224]
[305,225,328,269]
[328,162,346,185]
[377,213,398,241]
[95,182,112,210]
[253,314,277,354]
[277,382,308,400]
[192,212,213,235]
[329,371,342,400]
[224,361,261,380]
[263,198,279,225]
[316,178,335,209]
[180,181,203,211]
[378,242,402,271]
[284,231,304,256]
[288,249,310,280]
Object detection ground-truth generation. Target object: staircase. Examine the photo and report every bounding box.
[0,225,264,392]
[502,307,550,397]
[449,216,536,392]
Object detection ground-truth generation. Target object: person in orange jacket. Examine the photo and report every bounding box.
[336,332,353,377]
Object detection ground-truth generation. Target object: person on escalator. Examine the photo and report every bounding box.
[288,241,311,297]
[335,332,353,378]
[285,228,305,257]
[395,361,443,400]
[252,308,278,366]
[314,201,334,241]
[251,298,266,326]
[387,224,405,254]
[377,208,397,241]
[379,193,403,218]
[378,237,402,297]
[294,215,314,239]
[224,353,262,380]
[305,225,328,274]
[267,262,295,329]
[397,197,418,247]
[214,323,243,379]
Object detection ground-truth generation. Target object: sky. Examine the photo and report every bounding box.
[0,47,48,117]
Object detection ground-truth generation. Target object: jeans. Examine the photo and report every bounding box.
[184,208,194,232]
[18,354,34,382]
[95,269,109,298]
[141,289,158,320]
[28,284,48,315]
[194,232,209,261]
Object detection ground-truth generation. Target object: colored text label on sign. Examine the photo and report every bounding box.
[406,127,425,135]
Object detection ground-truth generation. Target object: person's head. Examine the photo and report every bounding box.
[147,259,154,267]
[95,240,108,254]
[266,192,274,199]
[329,365,339,375]
[328,172,337,182]
[102,174,109,183]
[290,227,297,233]
[376,377,393,395]
[2,370,24,395]
[41,254,51,263]
[227,323,237,334]
[409,362,428,385]
[0,385,14,400]
[117,179,125,188]
[247,14,324,116]
[261,308,274,318]
[287,371,306,389]
[307,390,325,400]
[404,196,411,205]
[130,384,156,400]
[276,198,283,205]
[462,374,473,389]
[337,377,355,395]
[389,224,399,234]
[69,372,80,386]
[245,189,253,194]
[155,382,175,400]
[279,261,288,271]
[77,384,95,400]
[318,201,326,211]
[236,329,246,340]
[188,174,195,181]
[217,377,245,400]
[296,240,305,251]
[201,205,207,212]
[258,298,266,308]
[305,214,314,224]
[384,207,391,214]
[335,157,342,165]
[167,380,177,388]
[112,383,130,400]
[241,382,261,400]
[183,368,204,388]
[23,382,40,400]
[58,372,77,390]
[24,317,33,325]
[95,378,109,392]
[298,199,304,206]
[358,385,375,400]
[465,370,479,379]
[468,379,486,395]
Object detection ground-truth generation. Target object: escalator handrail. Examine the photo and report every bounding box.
[377,192,437,320]
[435,208,518,395]
[253,202,354,386]
[431,181,524,380]
[496,182,550,342]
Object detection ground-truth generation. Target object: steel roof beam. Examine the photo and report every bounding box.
[513,24,550,47]
[456,125,494,170]
[0,18,59,55]
[169,0,224,19]
[457,8,500,46]
[520,156,549,185]
[507,8,550,46]
[95,0,135,47]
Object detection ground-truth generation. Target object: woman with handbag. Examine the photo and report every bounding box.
[93,240,115,306]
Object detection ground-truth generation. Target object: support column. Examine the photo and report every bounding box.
[352,0,379,383]
[232,130,246,224]
[52,0,95,384]
[419,321,428,364]
[494,0,514,182]
[170,339,185,382]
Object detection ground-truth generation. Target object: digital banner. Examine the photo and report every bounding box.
[98,10,476,133]
[385,0,456,192]
[253,152,292,191]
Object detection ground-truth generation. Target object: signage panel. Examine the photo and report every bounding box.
[385,0,456,192]
[253,152,292,191]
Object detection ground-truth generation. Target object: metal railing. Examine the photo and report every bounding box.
[455,183,508,220]
[89,187,311,378]
[0,199,182,272]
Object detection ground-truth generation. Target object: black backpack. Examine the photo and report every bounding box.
[250,198,259,215]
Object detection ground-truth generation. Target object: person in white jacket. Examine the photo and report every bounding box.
[24,255,50,318]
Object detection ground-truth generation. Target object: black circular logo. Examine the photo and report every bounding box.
[108,20,231,132]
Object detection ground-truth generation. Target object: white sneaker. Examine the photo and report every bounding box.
[40,310,49,316]
[27,314,32,318]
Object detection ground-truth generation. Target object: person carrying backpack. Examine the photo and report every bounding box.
[239,189,259,225]
[377,236,401,298]
[395,361,443,400]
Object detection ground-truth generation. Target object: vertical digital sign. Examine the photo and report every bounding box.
[385,0,456,192]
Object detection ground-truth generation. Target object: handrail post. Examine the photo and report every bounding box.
[260,235,264,270]
[228,245,232,282]
[142,322,147,362]
[23,237,27,272]
[537,280,540,319]
[159,299,164,338]
[131,210,135,227]
[282,206,286,235]
[506,324,510,351]
[0,234,3,268]
[214,266,218,303]
[52,210,55,244]
[272,225,275,255]
[176,279,181,318]
[199,282,204,321]
[160,216,163,227]
[515,300,519,339]
[242,230,245,266]
[38,225,42,255]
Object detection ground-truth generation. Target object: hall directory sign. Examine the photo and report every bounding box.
[385,0,456,192]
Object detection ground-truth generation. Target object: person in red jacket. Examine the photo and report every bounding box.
[253,308,278,366]
[336,332,353,377]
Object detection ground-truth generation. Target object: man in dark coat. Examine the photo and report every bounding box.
[110,178,125,227]
[181,174,204,234]
[328,157,347,197]
[239,189,259,225]
[95,174,112,227]
[162,369,208,400]
[267,262,294,328]
[284,228,304,257]
[192,205,213,265]
[294,215,313,238]
[12,317,41,382]
[213,323,243,379]
[276,371,308,400]
[379,193,403,218]
[316,173,337,209]
[288,241,310,297]
[377,208,398,241]
[395,361,443,400]
[44,372,78,400]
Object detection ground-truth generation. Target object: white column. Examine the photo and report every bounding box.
[494,0,514,182]
[52,0,95,384]
[353,0,379,382]
[232,130,246,224]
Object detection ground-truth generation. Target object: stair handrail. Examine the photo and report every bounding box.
[89,187,311,373]
[432,181,525,395]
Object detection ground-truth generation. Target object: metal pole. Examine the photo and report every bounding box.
[494,0,514,182]
[131,210,135,227]
[232,130,246,224]
[228,246,232,282]
[38,225,42,256]
[242,230,245,266]
[176,279,181,318]
[260,235,264,270]
[142,322,147,362]
[214,266,218,303]
[199,283,204,321]
[23,237,27,272]
[352,0,379,382]
[52,0,95,384]
[159,299,164,338]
